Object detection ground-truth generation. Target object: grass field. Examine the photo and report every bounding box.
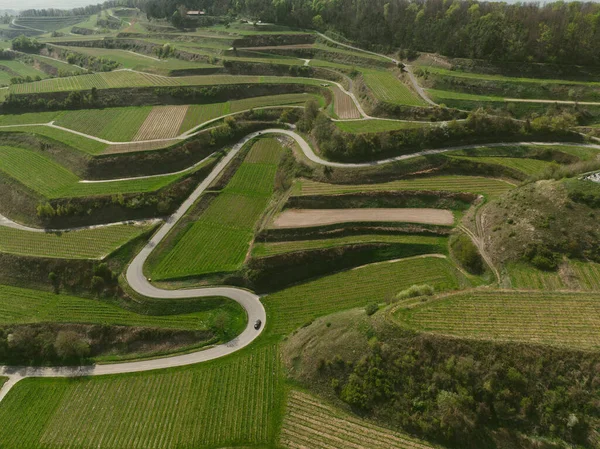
[0,111,63,126]
[507,262,566,290]
[570,261,600,290]
[0,342,283,449]
[151,138,282,279]
[0,126,108,155]
[0,283,243,331]
[335,119,429,133]
[281,390,436,449]
[56,107,152,142]
[450,156,552,176]
[293,176,515,198]
[9,71,323,95]
[363,71,426,106]
[252,234,448,257]
[395,289,600,350]
[0,61,48,86]
[264,256,464,335]
[0,223,154,259]
[0,145,217,199]
[14,16,89,32]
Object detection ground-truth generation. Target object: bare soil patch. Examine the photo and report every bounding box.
[331,85,361,119]
[272,208,454,228]
[104,139,177,154]
[133,105,189,141]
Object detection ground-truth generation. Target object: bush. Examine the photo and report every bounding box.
[451,234,484,274]
[395,284,435,300]
[365,303,379,316]
[54,330,89,361]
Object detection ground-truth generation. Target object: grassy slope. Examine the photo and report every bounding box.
[394,289,600,350]
[334,119,429,133]
[362,71,426,106]
[151,138,281,279]
[264,256,466,335]
[0,126,108,155]
[0,341,283,449]
[0,283,245,331]
[0,223,154,260]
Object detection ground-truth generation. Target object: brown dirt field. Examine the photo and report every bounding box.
[272,208,454,228]
[331,86,361,119]
[133,105,189,141]
[104,139,177,154]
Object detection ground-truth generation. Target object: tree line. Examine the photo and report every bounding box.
[145,0,600,66]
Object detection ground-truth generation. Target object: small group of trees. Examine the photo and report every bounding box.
[10,75,42,84]
[11,35,44,53]
[0,327,89,364]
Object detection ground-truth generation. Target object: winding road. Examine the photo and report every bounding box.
[1,33,600,402]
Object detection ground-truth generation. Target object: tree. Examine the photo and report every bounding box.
[90,276,105,295]
[54,331,89,361]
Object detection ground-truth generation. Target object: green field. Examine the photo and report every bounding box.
[0,60,48,86]
[0,126,108,155]
[56,107,152,142]
[151,138,282,279]
[450,156,552,176]
[0,284,243,331]
[0,223,153,259]
[334,119,429,133]
[363,71,426,106]
[0,342,282,449]
[293,175,515,198]
[395,289,600,350]
[0,111,63,126]
[9,71,323,95]
[0,145,217,199]
[507,263,565,290]
[252,234,448,257]
[427,88,503,103]
[14,16,90,32]
[264,256,464,334]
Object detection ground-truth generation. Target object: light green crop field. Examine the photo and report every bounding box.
[281,389,436,449]
[0,126,108,155]
[179,93,317,133]
[450,156,552,176]
[53,46,205,74]
[32,55,86,75]
[56,107,152,142]
[293,176,515,198]
[252,234,448,257]
[152,138,282,279]
[507,262,565,290]
[0,145,217,199]
[395,289,600,350]
[0,61,48,86]
[14,16,89,32]
[9,71,322,94]
[0,111,63,126]
[334,119,429,133]
[0,283,242,330]
[427,88,503,102]
[0,342,283,449]
[0,223,153,259]
[264,256,463,335]
[570,261,600,290]
[363,71,426,106]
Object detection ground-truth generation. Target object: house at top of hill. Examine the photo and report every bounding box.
[186,10,206,16]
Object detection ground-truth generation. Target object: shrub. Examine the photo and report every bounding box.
[395,284,435,300]
[365,303,379,316]
[54,330,90,361]
[451,234,484,274]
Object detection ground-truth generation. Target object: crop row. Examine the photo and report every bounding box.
[264,256,462,335]
[281,390,435,449]
[133,105,188,141]
[396,290,600,350]
[0,223,152,260]
[507,262,565,290]
[451,156,551,176]
[294,175,515,198]
[0,343,282,448]
[363,71,426,106]
[253,234,448,257]
[152,138,282,279]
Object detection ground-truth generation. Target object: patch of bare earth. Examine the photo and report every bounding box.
[272,208,454,228]
[133,105,189,141]
[280,390,435,449]
[331,85,361,119]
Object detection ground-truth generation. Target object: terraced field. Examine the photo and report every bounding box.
[395,290,600,350]
[570,261,600,290]
[56,107,152,142]
[331,85,361,119]
[294,176,515,197]
[0,111,62,126]
[335,119,429,133]
[14,16,89,32]
[450,156,552,176]
[507,262,566,290]
[133,105,188,141]
[0,284,242,330]
[0,343,282,449]
[151,138,282,279]
[0,126,108,155]
[0,223,154,259]
[252,234,448,257]
[0,60,48,86]
[0,145,218,199]
[281,390,436,449]
[265,256,464,335]
[363,71,426,106]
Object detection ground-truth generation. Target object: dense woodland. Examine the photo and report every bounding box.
[142,0,600,66]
